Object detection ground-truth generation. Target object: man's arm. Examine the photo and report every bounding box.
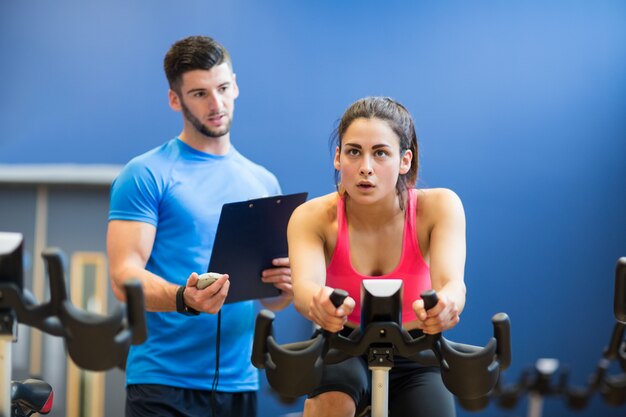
[107,220,178,310]
[107,220,230,313]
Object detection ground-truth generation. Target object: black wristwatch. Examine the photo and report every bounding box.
[176,285,199,316]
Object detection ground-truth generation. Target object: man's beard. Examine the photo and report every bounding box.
[181,101,232,138]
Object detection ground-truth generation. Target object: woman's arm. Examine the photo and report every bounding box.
[288,199,354,332]
[413,188,467,333]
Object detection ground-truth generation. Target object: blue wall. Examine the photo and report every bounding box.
[2,1,626,416]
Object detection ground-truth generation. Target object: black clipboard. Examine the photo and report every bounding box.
[208,192,308,303]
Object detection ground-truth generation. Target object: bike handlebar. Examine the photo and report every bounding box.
[0,246,147,371]
[252,284,511,410]
[615,257,626,323]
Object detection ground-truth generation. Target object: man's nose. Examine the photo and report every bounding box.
[207,93,222,112]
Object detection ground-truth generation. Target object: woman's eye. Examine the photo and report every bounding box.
[347,149,359,156]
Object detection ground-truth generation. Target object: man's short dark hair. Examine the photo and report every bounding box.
[163,36,233,93]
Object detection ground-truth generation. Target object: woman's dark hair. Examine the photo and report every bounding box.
[332,96,419,209]
[163,36,232,93]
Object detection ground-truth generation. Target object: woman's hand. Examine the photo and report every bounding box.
[412,293,460,334]
[308,286,355,332]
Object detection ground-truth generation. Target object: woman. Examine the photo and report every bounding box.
[288,97,466,417]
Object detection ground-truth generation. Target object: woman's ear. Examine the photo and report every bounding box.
[334,146,341,171]
[399,149,413,175]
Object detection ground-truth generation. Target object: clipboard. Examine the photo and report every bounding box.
[208,192,308,303]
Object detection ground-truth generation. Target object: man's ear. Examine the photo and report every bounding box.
[399,149,413,175]
[232,73,240,99]
[168,89,182,111]
[333,147,341,170]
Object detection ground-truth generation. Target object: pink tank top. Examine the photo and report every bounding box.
[326,188,431,324]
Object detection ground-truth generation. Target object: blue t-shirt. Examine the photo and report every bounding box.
[109,138,281,391]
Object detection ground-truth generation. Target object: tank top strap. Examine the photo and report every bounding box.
[399,188,419,263]
[332,193,350,261]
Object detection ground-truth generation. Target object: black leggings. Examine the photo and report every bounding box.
[308,355,455,417]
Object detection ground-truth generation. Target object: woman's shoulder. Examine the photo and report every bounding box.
[415,188,464,218]
[416,187,462,203]
[291,192,339,224]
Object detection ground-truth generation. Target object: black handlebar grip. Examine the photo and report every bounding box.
[41,248,69,308]
[492,312,511,370]
[251,309,276,369]
[330,289,349,308]
[615,257,626,323]
[604,322,625,360]
[124,280,147,345]
[421,289,439,310]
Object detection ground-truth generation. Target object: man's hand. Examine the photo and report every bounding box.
[183,272,230,314]
[261,257,293,298]
[259,257,294,311]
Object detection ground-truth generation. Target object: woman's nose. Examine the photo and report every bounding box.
[359,161,373,176]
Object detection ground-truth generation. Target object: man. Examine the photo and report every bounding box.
[107,35,292,417]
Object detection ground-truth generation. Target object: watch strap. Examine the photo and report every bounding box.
[176,285,199,316]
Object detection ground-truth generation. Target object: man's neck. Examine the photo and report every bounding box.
[179,130,231,155]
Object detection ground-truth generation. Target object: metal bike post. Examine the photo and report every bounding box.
[370,367,390,417]
[527,358,559,417]
[0,310,16,417]
[369,347,393,417]
[527,392,544,417]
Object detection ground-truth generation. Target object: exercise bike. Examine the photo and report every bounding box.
[10,379,52,417]
[252,279,511,417]
[494,257,626,417]
[0,231,148,417]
